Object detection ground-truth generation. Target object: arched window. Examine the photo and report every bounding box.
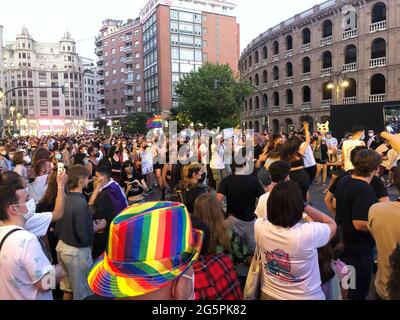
[245,59,247,70]
[273,92,280,106]
[249,77,252,85]
[345,44,357,64]
[262,70,268,83]
[303,86,311,102]
[286,62,293,77]
[302,57,311,73]
[322,20,333,38]
[249,55,253,67]
[371,38,386,59]
[255,50,259,64]
[263,46,268,60]
[244,100,248,111]
[273,41,279,55]
[322,82,333,100]
[370,74,386,94]
[273,119,280,133]
[263,94,268,108]
[372,2,386,23]
[255,121,260,133]
[249,98,253,110]
[345,78,357,97]
[286,35,293,50]
[302,28,311,44]
[286,89,293,105]
[273,66,279,80]
[255,73,260,86]
[249,122,253,130]
[322,51,332,69]
[255,96,260,109]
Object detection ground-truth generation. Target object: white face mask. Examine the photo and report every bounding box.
[13,198,36,221]
[24,155,31,165]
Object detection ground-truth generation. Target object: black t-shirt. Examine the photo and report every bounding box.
[218,174,265,222]
[334,175,377,251]
[330,171,388,200]
[122,170,145,197]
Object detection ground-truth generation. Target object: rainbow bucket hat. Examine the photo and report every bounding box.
[87,202,203,298]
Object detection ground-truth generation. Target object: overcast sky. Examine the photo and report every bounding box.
[0,0,321,60]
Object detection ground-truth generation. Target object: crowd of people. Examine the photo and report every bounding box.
[0,124,399,301]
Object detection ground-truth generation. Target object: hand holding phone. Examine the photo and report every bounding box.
[57,162,64,176]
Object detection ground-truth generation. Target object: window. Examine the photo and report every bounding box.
[273,66,279,80]
[40,91,47,98]
[286,35,293,51]
[179,22,194,34]
[179,11,193,22]
[286,89,293,105]
[112,58,116,64]
[262,70,268,83]
[255,51,259,64]
[195,50,202,62]
[345,44,357,64]
[344,78,357,97]
[322,51,332,68]
[302,86,311,102]
[322,20,333,38]
[111,49,116,55]
[273,92,279,106]
[171,34,179,45]
[370,73,386,94]
[40,109,48,115]
[171,21,179,33]
[52,91,59,98]
[135,63,140,69]
[262,46,268,59]
[112,69,116,75]
[371,38,386,59]
[302,57,311,73]
[286,62,293,77]
[323,82,333,100]
[171,10,178,20]
[273,41,279,55]
[180,48,194,60]
[134,41,139,48]
[255,73,259,86]
[52,100,60,107]
[303,28,311,44]
[172,47,179,59]
[372,2,386,23]
[135,52,140,58]
[120,46,124,52]
[40,100,48,106]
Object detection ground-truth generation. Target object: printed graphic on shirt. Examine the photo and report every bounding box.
[265,249,304,283]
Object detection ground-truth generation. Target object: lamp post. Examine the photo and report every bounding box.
[17,112,22,135]
[9,106,15,135]
[326,73,349,104]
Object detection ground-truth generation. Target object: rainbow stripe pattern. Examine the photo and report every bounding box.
[87,202,203,298]
[146,115,163,129]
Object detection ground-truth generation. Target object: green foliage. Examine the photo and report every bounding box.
[93,117,109,134]
[175,63,254,129]
[122,112,152,135]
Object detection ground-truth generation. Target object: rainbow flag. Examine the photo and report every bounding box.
[146,115,163,129]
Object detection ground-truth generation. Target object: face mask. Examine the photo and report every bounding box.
[181,273,195,300]
[0,151,6,156]
[13,198,36,221]
[369,133,374,138]
[55,154,62,160]
[83,151,88,155]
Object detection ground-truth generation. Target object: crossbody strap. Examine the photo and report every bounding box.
[0,229,23,252]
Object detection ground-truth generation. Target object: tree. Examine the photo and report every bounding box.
[122,113,151,135]
[175,63,254,129]
[94,117,109,135]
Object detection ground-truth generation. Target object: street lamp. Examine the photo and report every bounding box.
[17,112,22,135]
[326,74,349,103]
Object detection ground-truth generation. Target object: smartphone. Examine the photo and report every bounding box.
[383,106,400,134]
[57,161,64,175]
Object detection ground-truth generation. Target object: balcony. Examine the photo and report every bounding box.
[285,77,293,85]
[320,67,332,77]
[301,72,311,81]
[343,97,357,105]
[369,57,387,68]
[125,89,134,96]
[301,43,311,53]
[370,20,387,33]
[343,29,357,40]
[125,78,134,85]
[241,108,267,118]
[262,60,268,66]
[272,80,279,87]
[98,94,105,100]
[285,104,294,112]
[125,57,133,65]
[124,46,133,53]
[320,36,332,47]
[96,57,104,65]
[301,102,311,111]
[272,54,279,62]
[125,100,135,107]
[369,94,386,103]
[285,49,293,58]
[124,68,134,73]
[321,99,332,109]
[124,35,132,42]
[272,106,280,113]
[98,74,104,81]
[343,62,357,73]
[97,66,104,73]
[95,47,103,56]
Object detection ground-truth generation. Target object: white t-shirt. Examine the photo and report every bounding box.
[325,137,338,149]
[24,212,53,237]
[255,218,330,300]
[210,144,225,170]
[29,175,49,203]
[0,226,54,300]
[255,192,270,219]
[303,144,316,168]
[199,143,209,165]
[342,139,364,172]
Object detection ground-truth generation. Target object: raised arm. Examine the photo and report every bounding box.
[51,171,68,222]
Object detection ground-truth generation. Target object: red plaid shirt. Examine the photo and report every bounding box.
[193,254,243,300]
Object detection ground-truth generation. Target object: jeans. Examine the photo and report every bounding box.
[226,216,256,253]
[341,247,374,300]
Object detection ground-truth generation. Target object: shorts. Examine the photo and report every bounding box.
[153,163,164,171]
[56,240,93,300]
